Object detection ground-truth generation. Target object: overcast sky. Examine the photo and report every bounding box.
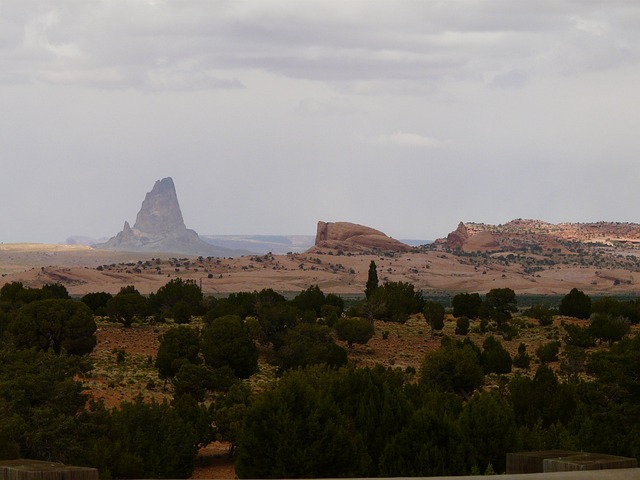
[2,1,640,243]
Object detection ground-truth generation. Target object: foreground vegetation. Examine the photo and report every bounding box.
[1,271,640,478]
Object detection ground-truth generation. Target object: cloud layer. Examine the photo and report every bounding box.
[1,1,640,242]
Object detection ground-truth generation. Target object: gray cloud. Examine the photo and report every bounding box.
[2,1,640,242]
[3,1,638,91]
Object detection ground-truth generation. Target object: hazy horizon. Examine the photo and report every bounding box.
[2,1,640,243]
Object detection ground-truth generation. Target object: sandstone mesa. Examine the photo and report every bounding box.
[312,221,411,253]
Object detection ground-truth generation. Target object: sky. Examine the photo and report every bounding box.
[1,1,640,243]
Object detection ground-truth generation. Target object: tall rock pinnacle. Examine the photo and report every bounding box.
[97,177,240,256]
[133,177,186,235]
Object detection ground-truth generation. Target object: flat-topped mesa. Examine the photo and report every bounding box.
[314,221,411,252]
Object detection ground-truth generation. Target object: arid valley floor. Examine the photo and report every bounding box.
[2,242,640,297]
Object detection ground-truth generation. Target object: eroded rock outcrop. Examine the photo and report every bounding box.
[97,178,238,256]
[313,221,410,252]
[444,222,469,250]
[435,218,640,253]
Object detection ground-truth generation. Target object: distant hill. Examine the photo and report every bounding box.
[200,235,315,254]
[400,239,432,247]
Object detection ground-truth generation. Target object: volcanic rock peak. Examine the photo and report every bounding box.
[97,177,238,256]
[133,177,186,235]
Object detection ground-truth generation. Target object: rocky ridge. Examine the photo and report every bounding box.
[436,219,640,252]
[97,178,239,257]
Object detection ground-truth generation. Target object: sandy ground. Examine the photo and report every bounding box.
[1,243,640,296]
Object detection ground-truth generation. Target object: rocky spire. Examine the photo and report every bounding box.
[97,177,242,256]
[133,177,186,235]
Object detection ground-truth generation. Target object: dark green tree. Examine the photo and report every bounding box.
[106,289,149,327]
[508,365,576,428]
[482,288,517,325]
[0,347,91,462]
[512,343,531,371]
[452,292,483,318]
[83,395,212,479]
[590,296,640,323]
[256,302,299,347]
[458,390,519,473]
[80,292,113,316]
[368,281,424,323]
[379,406,466,476]
[455,316,470,336]
[214,382,253,457]
[201,315,258,379]
[589,314,630,346]
[274,323,347,371]
[235,368,370,478]
[1,282,69,310]
[9,299,96,355]
[481,336,512,375]
[423,301,445,338]
[329,366,414,476]
[155,326,201,381]
[536,341,560,363]
[148,278,204,321]
[206,292,257,320]
[40,283,70,300]
[559,288,591,319]
[173,364,237,401]
[321,293,345,323]
[578,334,640,459]
[420,338,484,398]
[292,285,326,317]
[0,282,27,307]
[254,288,286,308]
[563,323,595,348]
[524,305,556,326]
[334,316,374,348]
[365,260,379,299]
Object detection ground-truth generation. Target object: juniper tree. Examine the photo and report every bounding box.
[365,260,379,299]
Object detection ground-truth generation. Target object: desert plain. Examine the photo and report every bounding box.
[1,241,639,297]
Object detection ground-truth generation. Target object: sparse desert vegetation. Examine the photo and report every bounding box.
[2,274,640,478]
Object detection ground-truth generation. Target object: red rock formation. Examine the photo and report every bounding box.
[444,222,469,250]
[437,219,640,252]
[314,221,410,252]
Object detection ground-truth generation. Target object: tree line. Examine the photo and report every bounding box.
[1,270,640,477]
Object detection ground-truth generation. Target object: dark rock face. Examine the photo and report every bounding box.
[97,178,238,257]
